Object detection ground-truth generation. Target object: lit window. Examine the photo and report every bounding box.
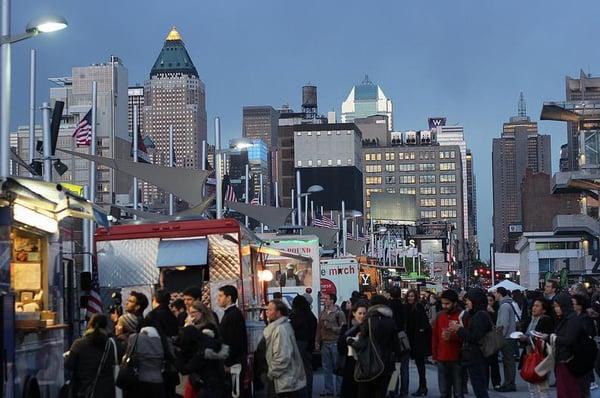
[328,159,332,166]
[337,159,342,165]
[297,160,302,167]
[307,160,313,166]
[317,159,322,166]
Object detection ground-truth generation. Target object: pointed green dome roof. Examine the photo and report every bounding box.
[150,27,198,78]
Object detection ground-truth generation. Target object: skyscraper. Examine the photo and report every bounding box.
[466,149,478,258]
[243,106,280,148]
[492,93,551,253]
[128,86,144,135]
[565,70,600,171]
[341,75,393,131]
[142,27,207,209]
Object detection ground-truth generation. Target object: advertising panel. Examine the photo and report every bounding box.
[320,258,359,305]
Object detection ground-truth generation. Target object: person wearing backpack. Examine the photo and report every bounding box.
[448,288,492,398]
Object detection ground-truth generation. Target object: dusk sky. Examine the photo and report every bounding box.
[11,0,600,259]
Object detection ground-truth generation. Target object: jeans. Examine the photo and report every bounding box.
[527,380,549,398]
[296,341,313,398]
[499,339,516,388]
[467,363,489,398]
[322,341,341,394]
[389,354,410,397]
[437,361,463,398]
[414,357,427,390]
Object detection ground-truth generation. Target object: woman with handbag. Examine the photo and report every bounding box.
[337,300,368,398]
[518,298,554,398]
[405,289,431,396]
[65,314,116,398]
[448,288,492,398]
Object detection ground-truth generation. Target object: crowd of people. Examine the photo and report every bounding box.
[62,279,600,398]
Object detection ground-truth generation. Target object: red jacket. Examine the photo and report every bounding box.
[431,309,462,362]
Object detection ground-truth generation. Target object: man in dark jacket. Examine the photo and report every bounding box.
[448,288,492,398]
[146,289,179,337]
[388,286,410,398]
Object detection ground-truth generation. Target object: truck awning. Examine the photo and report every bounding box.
[156,238,208,268]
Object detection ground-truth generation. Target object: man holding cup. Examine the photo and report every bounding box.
[432,289,464,398]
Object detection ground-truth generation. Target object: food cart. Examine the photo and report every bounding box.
[0,177,107,398]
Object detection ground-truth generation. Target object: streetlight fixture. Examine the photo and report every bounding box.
[1,5,68,179]
[299,184,324,226]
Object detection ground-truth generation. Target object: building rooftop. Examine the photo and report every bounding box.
[150,27,198,78]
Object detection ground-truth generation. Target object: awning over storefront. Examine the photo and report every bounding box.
[156,238,208,267]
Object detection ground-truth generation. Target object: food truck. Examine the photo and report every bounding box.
[0,177,106,398]
[320,258,360,305]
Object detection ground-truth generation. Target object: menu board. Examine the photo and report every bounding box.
[13,262,42,290]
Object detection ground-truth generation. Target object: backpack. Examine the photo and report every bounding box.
[353,318,385,382]
[566,333,598,376]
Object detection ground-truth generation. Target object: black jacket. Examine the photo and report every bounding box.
[457,288,492,365]
[290,307,317,353]
[219,305,248,367]
[65,330,116,398]
[354,305,401,374]
[406,302,432,358]
[146,304,180,337]
[388,298,406,332]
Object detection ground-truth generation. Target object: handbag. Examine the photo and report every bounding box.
[116,333,139,390]
[398,331,411,353]
[79,339,111,398]
[160,335,180,387]
[353,318,385,382]
[535,339,555,377]
[109,338,123,398]
[520,338,546,384]
[480,315,505,358]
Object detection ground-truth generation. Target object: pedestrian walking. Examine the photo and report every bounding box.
[432,289,463,398]
[405,289,431,396]
[290,295,317,398]
[388,287,410,398]
[448,288,492,398]
[264,299,307,398]
[338,300,368,398]
[485,293,501,389]
[573,294,597,397]
[494,287,517,392]
[65,314,116,398]
[316,292,346,396]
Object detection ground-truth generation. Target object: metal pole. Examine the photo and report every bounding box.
[132,104,138,219]
[90,81,97,205]
[311,200,314,221]
[320,206,324,216]
[41,102,51,181]
[342,201,346,256]
[291,188,295,223]
[274,181,279,208]
[296,170,301,225]
[260,173,264,233]
[28,49,36,174]
[168,124,174,215]
[304,194,308,226]
[82,185,90,273]
[370,218,374,257]
[244,164,249,227]
[0,0,11,178]
[490,243,495,286]
[215,117,223,219]
[201,139,206,197]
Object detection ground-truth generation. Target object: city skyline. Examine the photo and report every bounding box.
[9,0,600,260]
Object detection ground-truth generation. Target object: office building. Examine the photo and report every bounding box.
[128,86,144,135]
[565,70,600,171]
[243,106,280,148]
[354,115,390,147]
[142,27,207,209]
[492,93,551,253]
[341,75,393,131]
[228,139,270,203]
[466,149,478,257]
[12,57,130,205]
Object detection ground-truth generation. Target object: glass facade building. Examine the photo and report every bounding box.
[341,75,393,131]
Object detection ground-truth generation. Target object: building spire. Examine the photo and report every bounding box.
[166,26,182,41]
[518,91,527,117]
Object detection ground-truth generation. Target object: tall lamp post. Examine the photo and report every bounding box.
[299,185,323,226]
[0,9,68,178]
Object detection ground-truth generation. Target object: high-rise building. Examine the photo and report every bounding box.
[492,93,551,253]
[466,149,478,257]
[142,27,207,209]
[341,75,393,131]
[228,139,270,203]
[128,86,144,135]
[565,70,600,171]
[12,56,130,205]
[243,106,280,148]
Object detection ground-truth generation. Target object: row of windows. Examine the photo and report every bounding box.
[298,159,352,167]
[365,163,459,173]
[419,198,458,207]
[535,242,580,251]
[368,175,458,186]
[365,150,457,162]
[365,186,418,197]
[297,130,353,136]
[420,210,458,219]
[440,162,456,171]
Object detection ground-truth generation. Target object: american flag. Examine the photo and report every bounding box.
[250,197,260,206]
[312,214,337,229]
[86,257,103,316]
[72,109,93,146]
[225,184,237,202]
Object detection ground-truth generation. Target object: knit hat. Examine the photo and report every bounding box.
[118,313,139,333]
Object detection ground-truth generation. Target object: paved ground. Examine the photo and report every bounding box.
[311,361,557,398]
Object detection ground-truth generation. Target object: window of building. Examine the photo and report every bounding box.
[386,176,396,184]
[440,186,457,195]
[398,187,416,194]
[366,176,382,185]
[535,242,580,251]
[440,162,456,171]
[307,131,312,136]
[366,200,371,208]
[366,165,382,173]
[386,188,396,194]
[441,198,457,206]
[297,160,302,167]
[376,153,382,161]
[327,159,333,166]
[419,163,436,171]
[399,152,405,160]
[420,187,436,195]
[398,163,416,172]
[336,159,341,165]
[385,164,395,172]
[317,159,322,166]
[316,131,321,136]
[440,210,457,218]
[307,160,313,166]
[451,151,456,159]
[347,158,352,165]
[440,174,456,183]
[336,131,341,135]
[366,188,382,196]
[399,175,416,184]
[420,198,436,207]
[419,175,436,184]
[385,152,395,161]
[365,154,371,161]
[420,210,437,219]
[296,132,302,136]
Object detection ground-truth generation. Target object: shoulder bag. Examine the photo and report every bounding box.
[520,338,546,384]
[116,333,140,390]
[353,318,385,382]
[78,339,111,398]
[479,313,505,358]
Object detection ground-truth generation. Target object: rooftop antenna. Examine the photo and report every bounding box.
[518,91,526,117]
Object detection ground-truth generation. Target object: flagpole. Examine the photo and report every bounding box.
[259,173,264,233]
[311,200,314,221]
[244,164,249,227]
[89,81,97,263]
[291,188,295,224]
[296,170,302,226]
[169,124,174,216]
[82,185,90,273]
[215,117,223,219]
[28,49,35,176]
[304,193,308,226]
[132,104,138,220]
[274,181,279,208]
[320,206,324,216]
[201,139,206,197]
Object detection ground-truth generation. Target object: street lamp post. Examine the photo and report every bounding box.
[299,185,323,226]
[0,6,68,178]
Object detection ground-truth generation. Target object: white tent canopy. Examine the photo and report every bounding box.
[487,279,527,292]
